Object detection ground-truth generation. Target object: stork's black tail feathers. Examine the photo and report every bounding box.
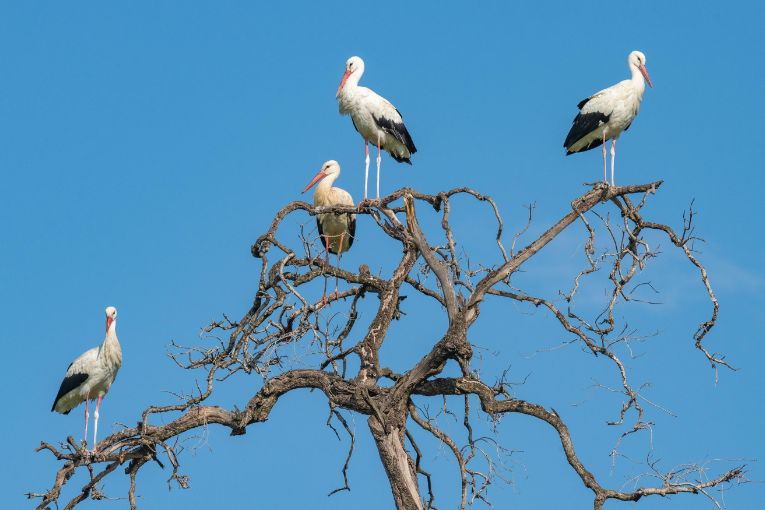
[390,153,414,164]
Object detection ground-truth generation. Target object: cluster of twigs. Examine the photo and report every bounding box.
[29,182,743,510]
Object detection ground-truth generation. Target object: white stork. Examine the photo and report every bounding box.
[51,306,122,451]
[302,160,356,303]
[564,50,653,185]
[336,56,417,200]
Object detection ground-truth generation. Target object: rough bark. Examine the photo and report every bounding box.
[369,418,423,510]
[30,182,743,510]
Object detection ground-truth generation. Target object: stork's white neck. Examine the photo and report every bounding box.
[349,68,363,87]
[340,69,363,97]
[629,62,647,92]
[99,320,122,368]
[314,174,339,204]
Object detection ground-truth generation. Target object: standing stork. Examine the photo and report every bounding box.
[564,50,653,185]
[51,306,122,452]
[336,56,417,200]
[302,160,356,303]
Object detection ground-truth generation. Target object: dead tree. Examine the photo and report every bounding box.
[29,181,744,509]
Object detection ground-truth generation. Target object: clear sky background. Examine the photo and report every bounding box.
[2,1,763,509]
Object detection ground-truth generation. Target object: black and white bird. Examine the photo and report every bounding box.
[302,160,356,303]
[564,50,653,185]
[336,56,416,200]
[51,306,122,451]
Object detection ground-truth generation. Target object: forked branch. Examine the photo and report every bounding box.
[30,182,739,510]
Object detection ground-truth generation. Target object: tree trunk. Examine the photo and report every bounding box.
[369,416,423,510]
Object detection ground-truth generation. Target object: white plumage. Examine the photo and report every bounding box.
[336,56,416,199]
[52,306,122,451]
[564,50,653,185]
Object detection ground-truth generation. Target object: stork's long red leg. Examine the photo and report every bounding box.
[322,235,330,304]
[334,233,345,298]
[610,139,616,186]
[364,141,370,199]
[93,395,103,452]
[376,140,382,199]
[84,396,90,447]
[602,131,607,183]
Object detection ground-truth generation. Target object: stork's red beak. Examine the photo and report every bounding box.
[639,64,653,88]
[302,170,328,193]
[106,316,114,332]
[336,70,351,97]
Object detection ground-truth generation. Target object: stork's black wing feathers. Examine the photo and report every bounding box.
[346,215,356,251]
[564,112,610,153]
[317,215,355,255]
[317,219,342,255]
[374,113,417,160]
[577,96,592,110]
[317,218,328,252]
[51,372,88,413]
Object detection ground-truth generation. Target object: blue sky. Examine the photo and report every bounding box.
[2,1,763,508]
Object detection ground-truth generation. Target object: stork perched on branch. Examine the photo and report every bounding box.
[51,306,122,452]
[302,160,356,304]
[564,50,653,185]
[336,56,417,200]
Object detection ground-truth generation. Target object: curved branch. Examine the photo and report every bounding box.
[415,377,744,508]
[32,182,739,510]
[404,194,458,321]
[467,181,663,316]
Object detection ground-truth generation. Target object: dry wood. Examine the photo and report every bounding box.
[29,183,742,510]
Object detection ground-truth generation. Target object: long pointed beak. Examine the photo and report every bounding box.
[106,316,113,333]
[336,70,351,97]
[639,64,653,88]
[302,170,328,194]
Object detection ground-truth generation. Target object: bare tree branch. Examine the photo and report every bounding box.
[31,182,741,510]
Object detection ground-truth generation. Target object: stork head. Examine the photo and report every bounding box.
[302,160,341,193]
[628,50,652,88]
[336,56,365,97]
[105,306,118,332]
